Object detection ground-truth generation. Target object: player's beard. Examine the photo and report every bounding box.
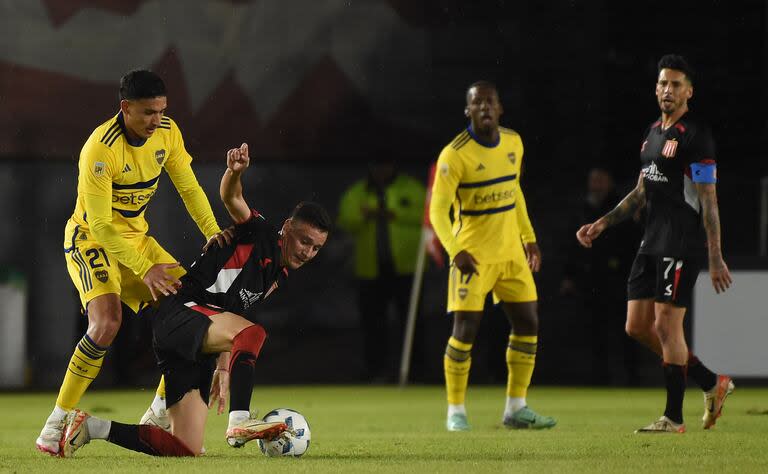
[658,97,682,115]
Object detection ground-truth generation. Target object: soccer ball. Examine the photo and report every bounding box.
[257,408,311,457]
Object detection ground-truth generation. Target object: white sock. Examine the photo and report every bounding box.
[151,395,166,415]
[48,406,69,424]
[505,397,526,416]
[229,410,250,428]
[85,416,111,440]
[447,404,466,418]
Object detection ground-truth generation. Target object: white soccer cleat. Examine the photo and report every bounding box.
[60,409,92,458]
[446,413,471,432]
[35,415,67,456]
[703,375,735,429]
[226,419,289,448]
[635,416,686,434]
[140,405,170,431]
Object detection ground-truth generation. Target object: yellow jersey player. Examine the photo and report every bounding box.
[36,70,226,456]
[429,81,556,431]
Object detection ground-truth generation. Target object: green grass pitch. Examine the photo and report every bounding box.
[2,386,768,473]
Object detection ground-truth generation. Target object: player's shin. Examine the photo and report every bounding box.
[55,334,108,411]
[444,337,472,413]
[505,334,537,414]
[687,352,717,392]
[662,363,687,424]
[108,422,195,456]
[228,324,267,421]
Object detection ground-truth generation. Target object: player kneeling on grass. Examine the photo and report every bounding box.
[58,143,330,457]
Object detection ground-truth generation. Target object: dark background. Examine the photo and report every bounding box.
[0,0,765,389]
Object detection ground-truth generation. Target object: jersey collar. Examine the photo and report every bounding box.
[466,124,500,148]
[117,111,148,147]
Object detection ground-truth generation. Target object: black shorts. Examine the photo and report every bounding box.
[151,295,224,408]
[627,252,703,308]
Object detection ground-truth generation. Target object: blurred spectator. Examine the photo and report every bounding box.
[561,167,641,384]
[337,159,426,382]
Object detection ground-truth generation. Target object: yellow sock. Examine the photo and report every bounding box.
[506,334,537,398]
[55,335,107,410]
[156,375,166,398]
[444,336,472,405]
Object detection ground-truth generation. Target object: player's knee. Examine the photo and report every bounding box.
[625,320,646,339]
[87,312,122,345]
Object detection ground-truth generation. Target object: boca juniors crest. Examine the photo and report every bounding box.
[155,149,166,165]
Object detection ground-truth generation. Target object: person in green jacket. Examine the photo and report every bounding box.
[338,159,426,382]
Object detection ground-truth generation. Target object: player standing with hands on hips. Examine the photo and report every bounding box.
[577,54,734,433]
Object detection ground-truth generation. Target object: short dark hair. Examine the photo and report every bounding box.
[466,80,498,103]
[119,69,167,100]
[657,54,694,84]
[290,201,331,233]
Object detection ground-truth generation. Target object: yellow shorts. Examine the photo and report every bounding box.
[447,257,537,313]
[64,231,185,314]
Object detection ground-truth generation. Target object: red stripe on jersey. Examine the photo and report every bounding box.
[699,159,716,165]
[223,243,254,270]
[652,121,661,128]
[190,304,221,317]
[675,123,686,133]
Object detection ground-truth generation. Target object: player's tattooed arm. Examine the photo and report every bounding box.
[697,183,722,256]
[601,172,646,228]
[696,182,732,293]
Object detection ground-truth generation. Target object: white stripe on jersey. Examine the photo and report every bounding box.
[205,268,243,294]
[683,174,700,213]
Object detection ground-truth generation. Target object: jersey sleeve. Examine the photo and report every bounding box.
[428,146,464,259]
[162,118,221,239]
[79,140,117,198]
[236,209,274,237]
[512,139,536,243]
[688,124,718,184]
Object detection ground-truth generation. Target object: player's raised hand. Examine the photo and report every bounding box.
[576,219,607,248]
[203,226,236,251]
[708,256,733,294]
[524,242,542,272]
[142,263,182,300]
[453,250,479,276]
[226,142,250,173]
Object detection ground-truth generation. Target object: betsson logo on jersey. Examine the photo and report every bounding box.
[643,162,668,182]
[473,188,514,204]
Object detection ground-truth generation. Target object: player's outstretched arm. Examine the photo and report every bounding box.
[220,143,252,224]
[576,171,646,248]
[696,182,732,293]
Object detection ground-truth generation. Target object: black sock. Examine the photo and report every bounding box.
[688,354,717,392]
[107,422,193,456]
[663,364,686,424]
[229,351,258,412]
